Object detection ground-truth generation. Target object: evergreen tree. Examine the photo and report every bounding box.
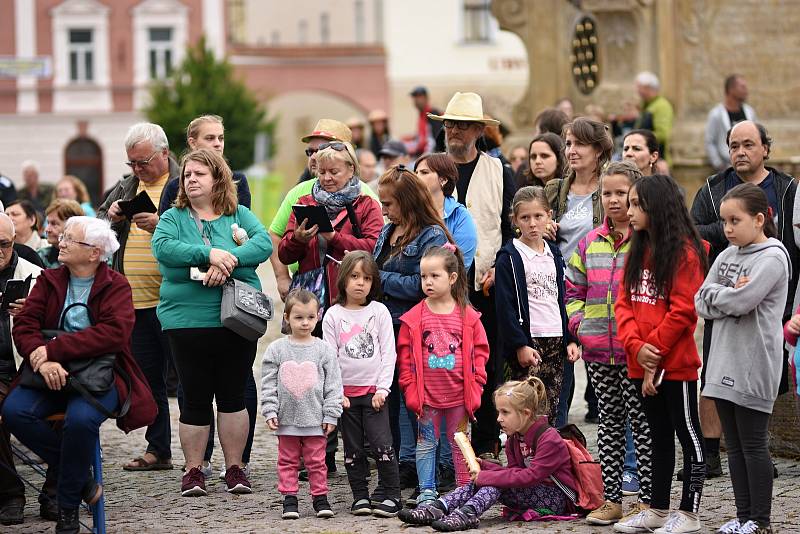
[145,36,273,171]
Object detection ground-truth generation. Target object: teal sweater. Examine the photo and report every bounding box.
[152,205,272,330]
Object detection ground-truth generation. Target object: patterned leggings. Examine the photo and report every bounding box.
[586,362,652,504]
[507,336,564,426]
[440,481,568,517]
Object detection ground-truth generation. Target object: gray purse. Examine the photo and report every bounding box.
[221,278,273,341]
[190,209,273,341]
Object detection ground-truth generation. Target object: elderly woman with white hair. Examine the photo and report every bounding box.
[3,216,155,533]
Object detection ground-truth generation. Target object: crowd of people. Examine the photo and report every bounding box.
[0,70,793,534]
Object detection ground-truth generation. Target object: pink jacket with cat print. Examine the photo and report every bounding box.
[322,301,396,394]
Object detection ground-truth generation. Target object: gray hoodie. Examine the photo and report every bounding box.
[260,337,343,436]
[696,238,789,413]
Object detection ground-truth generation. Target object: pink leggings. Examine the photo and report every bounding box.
[277,434,328,496]
[417,405,471,488]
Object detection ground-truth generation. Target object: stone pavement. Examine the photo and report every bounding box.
[7,265,800,533]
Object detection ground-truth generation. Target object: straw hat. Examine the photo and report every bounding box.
[346,116,365,129]
[427,92,500,126]
[367,109,388,123]
[301,119,352,143]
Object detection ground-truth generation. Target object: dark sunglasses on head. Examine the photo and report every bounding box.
[305,142,347,157]
[443,120,473,131]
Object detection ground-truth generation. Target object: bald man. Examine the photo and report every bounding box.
[690,120,799,480]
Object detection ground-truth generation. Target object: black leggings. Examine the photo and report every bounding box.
[714,399,773,526]
[637,379,705,513]
[168,328,257,426]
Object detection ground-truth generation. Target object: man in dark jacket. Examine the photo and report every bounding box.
[690,120,798,479]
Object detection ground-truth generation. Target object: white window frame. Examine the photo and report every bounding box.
[460,0,497,45]
[148,27,174,81]
[68,28,94,83]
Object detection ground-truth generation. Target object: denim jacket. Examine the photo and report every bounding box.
[374,224,448,323]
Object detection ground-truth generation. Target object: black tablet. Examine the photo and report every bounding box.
[292,204,334,233]
[1,275,32,311]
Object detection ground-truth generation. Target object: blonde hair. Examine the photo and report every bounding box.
[46,198,85,220]
[315,142,361,178]
[187,114,224,142]
[511,185,550,218]
[494,376,548,418]
[57,175,91,203]
[175,149,237,215]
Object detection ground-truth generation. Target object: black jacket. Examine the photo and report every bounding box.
[690,166,798,319]
[494,240,576,370]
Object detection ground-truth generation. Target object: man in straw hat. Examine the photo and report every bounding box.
[428,92,517,462]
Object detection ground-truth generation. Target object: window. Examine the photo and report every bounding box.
[298,19,308,45]
[354,0,364,43]
[68,29,94,83]
[463,0,492,43]
[271,31,280,46]
[320,13,330,44]
[148,27,173,80]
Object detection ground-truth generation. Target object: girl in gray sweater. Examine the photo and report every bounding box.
[261,289,343,520]
[695,183,789,534]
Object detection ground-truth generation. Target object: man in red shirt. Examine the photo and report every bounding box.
[410,86,443,157]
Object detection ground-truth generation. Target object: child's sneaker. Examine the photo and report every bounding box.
[180,467,207,497]
[622,471,640,495]
[614,508,669,533]
[398,501,446,525]
[717,518,742,533]
[587,501,623,525]
[405,487,421,508]
[281,495,299,520]
[312,495,334,518]
[738,520,772,534]
[224,465,252,494]
[654,511,701,533]
[416,488,439,508]
[431,506,480,532]
[372,498,402,518]
[350,498,372,516]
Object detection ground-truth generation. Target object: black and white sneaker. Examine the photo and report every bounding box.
[350,498,372,516]
[405,487,420,508]
[281,495,299,520]
[313,495,334,518]
[372,498,402,518]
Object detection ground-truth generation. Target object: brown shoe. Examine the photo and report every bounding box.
[124,453,173,471]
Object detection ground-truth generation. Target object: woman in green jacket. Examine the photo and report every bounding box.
[152,148,271,498]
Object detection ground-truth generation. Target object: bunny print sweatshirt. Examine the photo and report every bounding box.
[322,301,396,396]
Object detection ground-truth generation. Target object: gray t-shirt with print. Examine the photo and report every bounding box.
[557,192,595,259]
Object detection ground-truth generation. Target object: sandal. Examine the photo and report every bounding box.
[123,455,173,471]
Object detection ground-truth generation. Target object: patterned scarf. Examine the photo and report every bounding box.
[312,176,361,219]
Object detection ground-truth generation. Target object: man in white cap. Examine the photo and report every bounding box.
[428,92,516,462]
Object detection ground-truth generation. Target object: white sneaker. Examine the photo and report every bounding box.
[200,461,213,478]
[738,521,760,534]
[219,463,250,480]
[614,508,669,533]
[717,518,742,533]
[654,511,702,533]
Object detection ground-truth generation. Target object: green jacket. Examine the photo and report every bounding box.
[151,205,272,330]
[544,175,603,227]
[638,95,674,164]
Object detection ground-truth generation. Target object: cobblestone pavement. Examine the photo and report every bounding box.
[7,265,800,533]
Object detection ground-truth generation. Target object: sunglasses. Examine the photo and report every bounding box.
[443,120,474,131]
[305,142,348,157]
[125,150,161,169]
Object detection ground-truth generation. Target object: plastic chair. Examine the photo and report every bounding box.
[9,413,105,533]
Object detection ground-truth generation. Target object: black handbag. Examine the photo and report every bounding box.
[18,302,130,419]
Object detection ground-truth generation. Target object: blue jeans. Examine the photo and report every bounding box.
[2,385,118,508]
[416,405,470,490]
[132,307,172,459]
[398,395,453,471]
[555,360,574,427]
[178,369,258,464]
[624,420,638,475]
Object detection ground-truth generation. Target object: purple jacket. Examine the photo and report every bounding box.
[476,416,576,493]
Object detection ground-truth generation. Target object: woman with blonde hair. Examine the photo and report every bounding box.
[55,175,95,217]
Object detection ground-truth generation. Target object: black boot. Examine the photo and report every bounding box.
[55,507,79,534]
[0,497,24,526]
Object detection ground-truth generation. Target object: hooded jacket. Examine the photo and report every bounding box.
[566,218,630,365]
[397,302,489,419]
[494,239,576,365]
[615,243,705,381]
[690,166,798,319]
[696,238,789,413]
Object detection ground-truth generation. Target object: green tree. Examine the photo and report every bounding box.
[145,36,274,171]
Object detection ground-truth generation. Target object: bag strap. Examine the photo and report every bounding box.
[529,423,578,505]
[57,302,95,330]
[67,365,132,420]
[344,203,362,238]
[190,208,211,246]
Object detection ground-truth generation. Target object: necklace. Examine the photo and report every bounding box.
[69,281,91,303]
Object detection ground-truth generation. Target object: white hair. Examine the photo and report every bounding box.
[65,216,120,261]
[124,122,169,152]
[0,213,15,238]
[635,71,660,91]
[21,160,40,174]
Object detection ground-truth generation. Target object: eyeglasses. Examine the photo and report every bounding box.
[443,120,473,131]
[58,234,95,248]
[125,150,160,169]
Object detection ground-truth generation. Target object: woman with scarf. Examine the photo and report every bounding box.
[279,141,384,335]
